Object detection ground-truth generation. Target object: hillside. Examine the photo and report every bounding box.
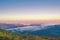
[8,25,60,37]
[0,29,22,40]
[0,29,60,40]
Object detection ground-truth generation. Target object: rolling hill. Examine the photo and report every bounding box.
[0,24,60,40]
[0,29,60,40]
[7,25,60,37]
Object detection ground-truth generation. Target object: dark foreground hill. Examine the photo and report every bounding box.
[0,29,60,40]
[33,25,60,36]
[8,25,60,37]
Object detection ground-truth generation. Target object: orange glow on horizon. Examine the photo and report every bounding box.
[0,18,60,24]
[0,16,60,24]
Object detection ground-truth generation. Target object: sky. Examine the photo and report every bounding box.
[0,0,60,24]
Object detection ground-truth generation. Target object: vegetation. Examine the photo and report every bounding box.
[0,29,60,40]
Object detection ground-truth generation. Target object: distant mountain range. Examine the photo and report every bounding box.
[0,23,42,29]
[0,23,17,29]
[6,24,60,37]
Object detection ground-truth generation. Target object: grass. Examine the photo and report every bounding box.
[0,29,60,40]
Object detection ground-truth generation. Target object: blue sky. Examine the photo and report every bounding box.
[0,0,60,24]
